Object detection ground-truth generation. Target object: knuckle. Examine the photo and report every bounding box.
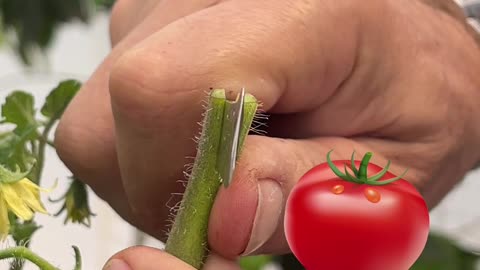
[54,106,115,189]
[54,117,93,180]
[108,45,230,118]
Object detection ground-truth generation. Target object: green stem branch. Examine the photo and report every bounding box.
[34,117,56,183]
[358,152,372,180]
[11,117,58,270]
[164,90,258,269]
[0,247,59,270]
[72,246,82,270]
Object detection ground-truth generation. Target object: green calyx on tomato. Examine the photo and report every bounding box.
[326,150,408,186]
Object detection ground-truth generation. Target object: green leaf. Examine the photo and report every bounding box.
[41,79,81,119]
[9,218,41,245]
[239,255,273,270]
[0,132,22,168]
[0,129,36,171]
[0,160,35,184]
[1,91,36,129]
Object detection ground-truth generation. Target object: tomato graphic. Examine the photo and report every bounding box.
[284,151,429,270]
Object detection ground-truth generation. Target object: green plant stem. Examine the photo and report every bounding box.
[30,141,38,158]
[358,152,372,180]
[34,118,56,183]
[72,246,82,270]
[10,118,57,270]
[9,224,34,270]
[164,90,258,269]
[0,247,59,270]
[10,120,55,270]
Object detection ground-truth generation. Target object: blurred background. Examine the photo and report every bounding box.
[0,0,480,269]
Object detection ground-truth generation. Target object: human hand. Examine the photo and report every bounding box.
[54,0,480,268]
[103,247,241,270]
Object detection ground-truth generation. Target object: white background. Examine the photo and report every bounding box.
[0,2,480,269]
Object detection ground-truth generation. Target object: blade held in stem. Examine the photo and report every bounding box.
[164,89,258,269]
[217,88,245,188]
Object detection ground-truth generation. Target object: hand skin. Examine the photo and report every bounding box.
[103,247,241,270]
[54,0,480,269]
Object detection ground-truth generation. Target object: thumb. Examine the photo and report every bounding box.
[103,246,240,270]
[103,246,194,270]
[208,135,414,258]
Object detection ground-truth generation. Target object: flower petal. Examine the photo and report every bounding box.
[0,195,10,241]
[20,178,57,193]
[13,180,48,214]
[1,183,34,220]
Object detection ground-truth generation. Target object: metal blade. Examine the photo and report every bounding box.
[220,88,245,187]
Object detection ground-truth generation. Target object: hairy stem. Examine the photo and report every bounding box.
[10,118,58,270]
[0,247,59,270]
[164,90,258,269]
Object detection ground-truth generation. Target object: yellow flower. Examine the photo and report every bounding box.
[0,165,49,241]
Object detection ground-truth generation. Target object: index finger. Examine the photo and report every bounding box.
[108,0,358,239]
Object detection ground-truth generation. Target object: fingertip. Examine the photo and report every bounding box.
[207,136,296,258]
[203,254,242,270]
[105,246,196,270]
[208,170,258,259]
[103,259,132,270]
